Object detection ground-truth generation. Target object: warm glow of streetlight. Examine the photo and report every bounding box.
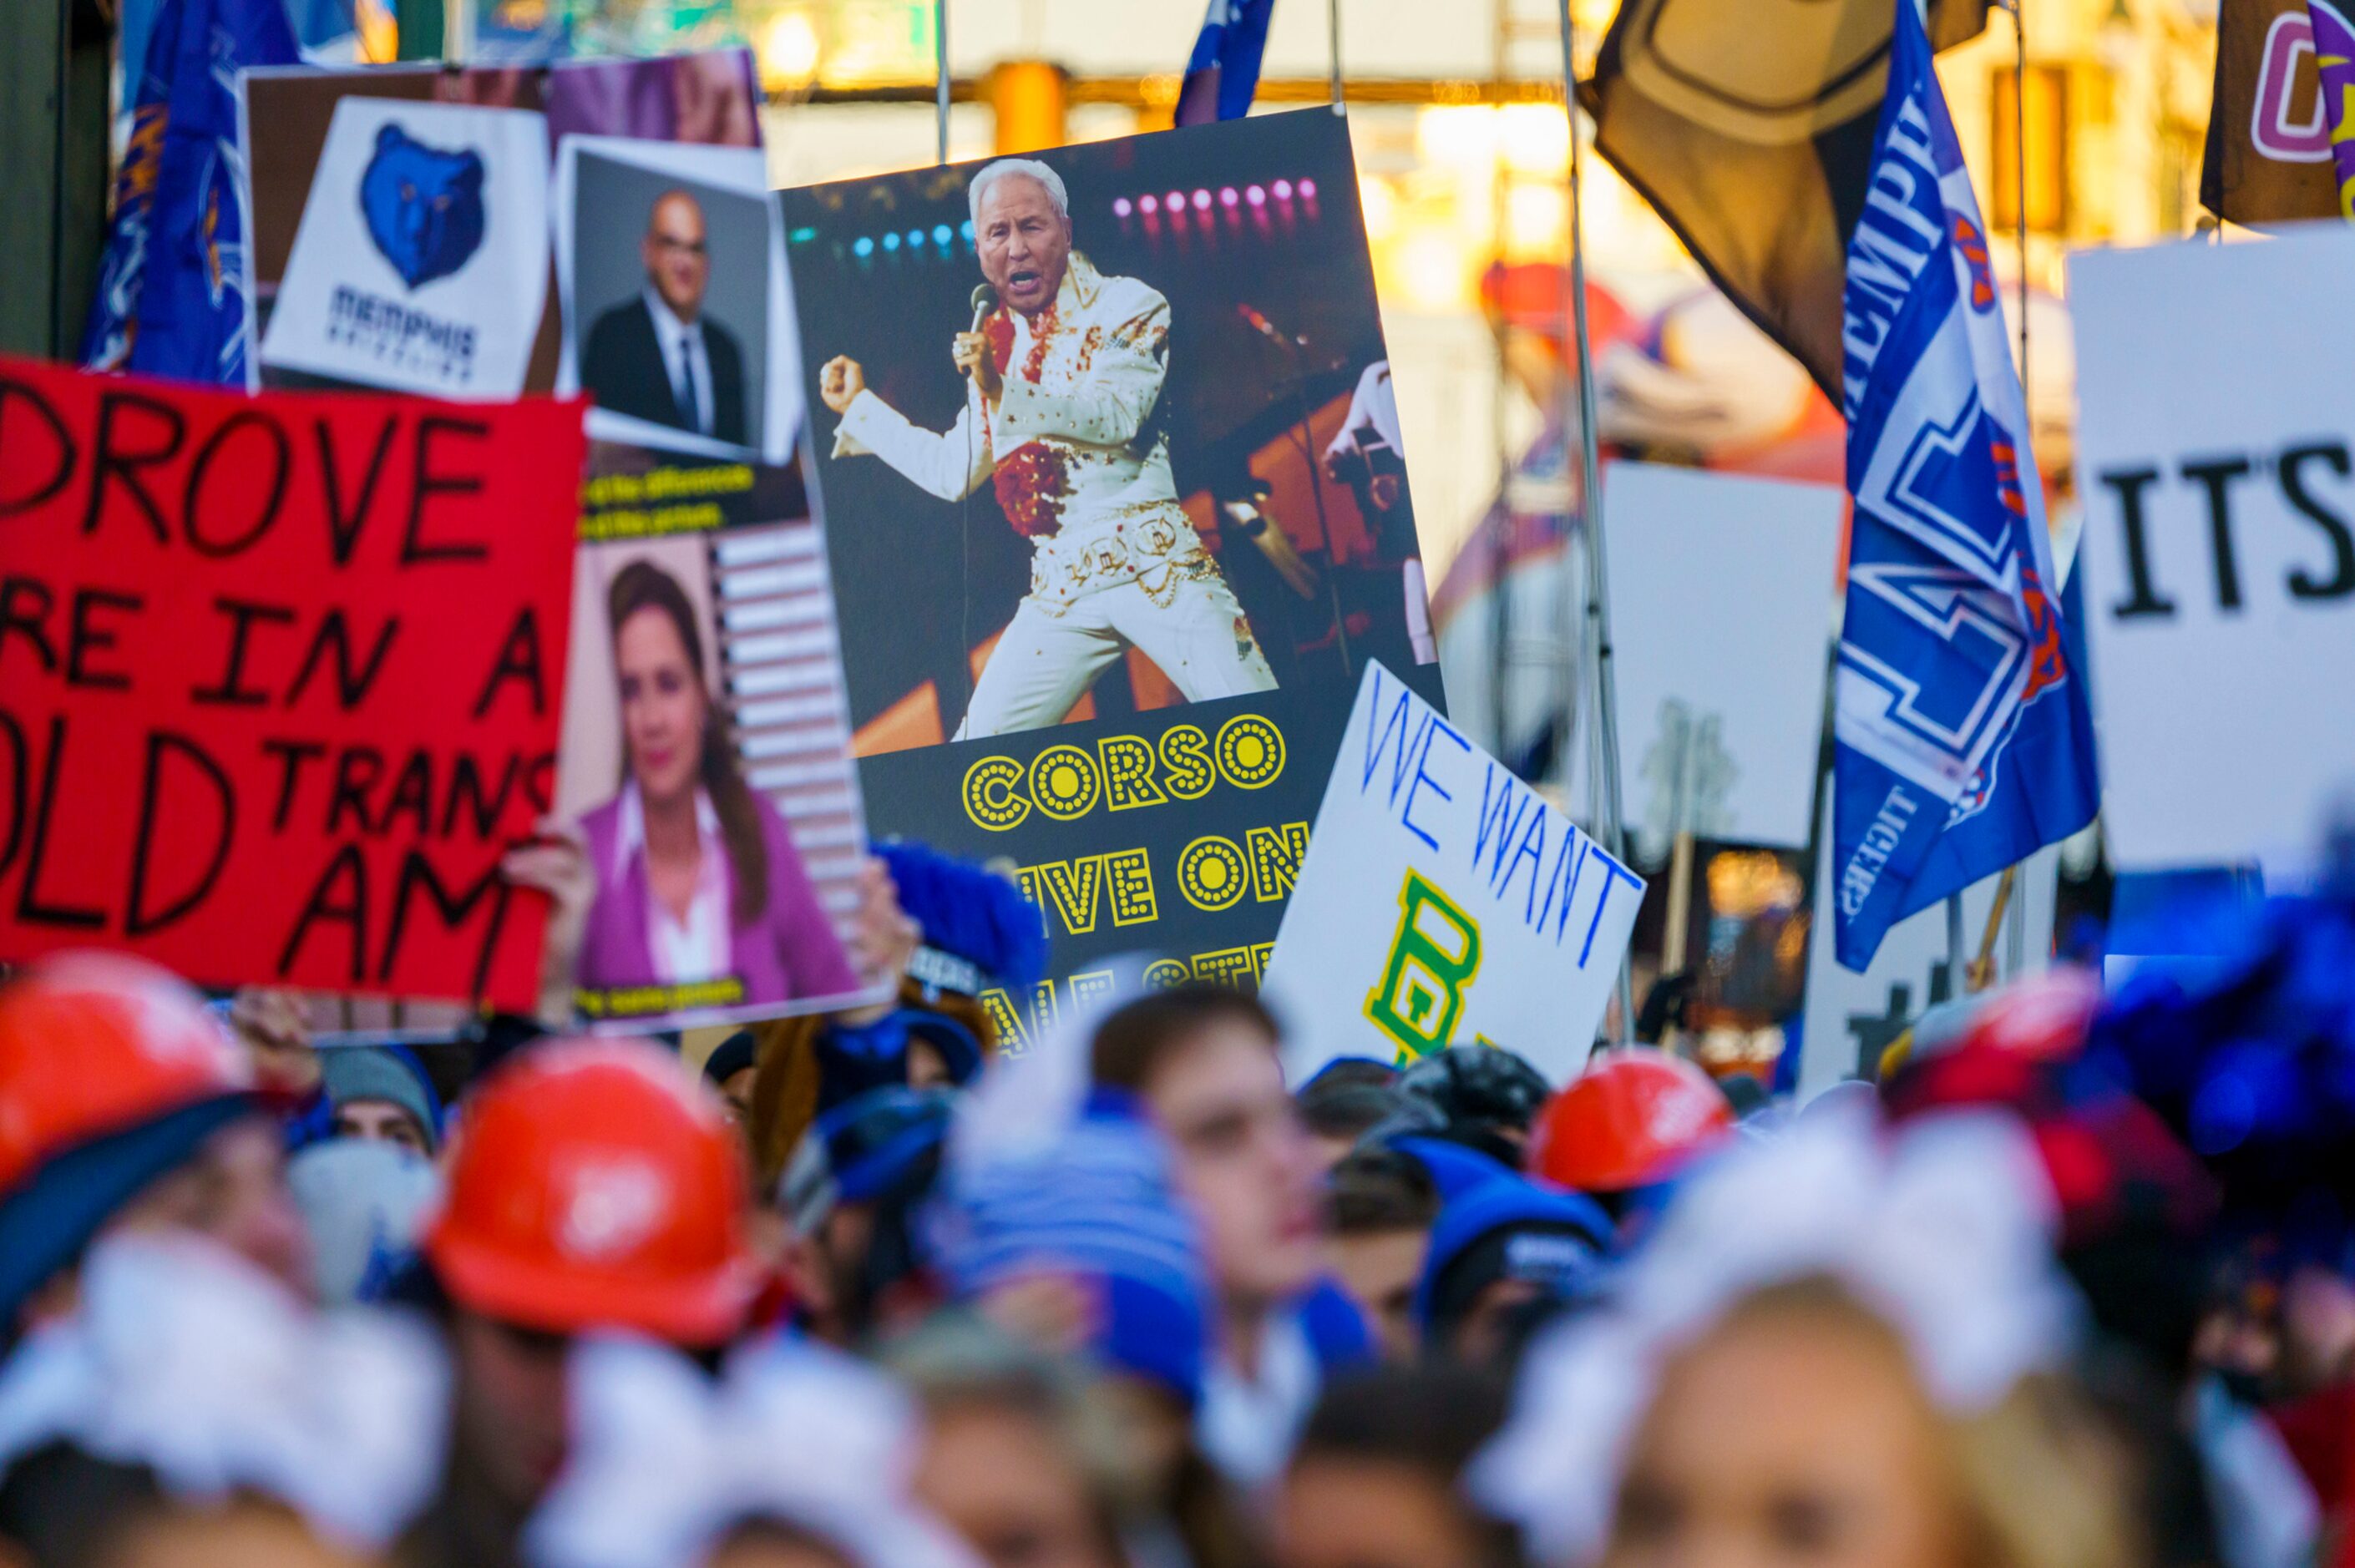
[761,8,822,88]
[1359,175,1398,243]
[1498,104,1572,178]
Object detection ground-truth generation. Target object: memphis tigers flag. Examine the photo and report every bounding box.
[1830,0,2098,971]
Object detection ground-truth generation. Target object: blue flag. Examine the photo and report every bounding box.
[1175,0,1277,127]
[1828,0,2099,971]
[80,0,298,382]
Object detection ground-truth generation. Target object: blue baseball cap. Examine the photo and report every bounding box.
[780,1086,956,1237]
[1413,1175,1613,1339]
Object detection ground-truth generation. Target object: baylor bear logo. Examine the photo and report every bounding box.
[359,123,487,290]
[1364,870,1481,1063]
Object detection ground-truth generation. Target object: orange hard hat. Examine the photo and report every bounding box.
[423,1039,757,1346]
[0,953,256,1323]
[0,953,251,1196]
[1530,1048,1735,1195]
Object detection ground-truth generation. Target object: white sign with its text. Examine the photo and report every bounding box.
[2071,227,2355,874]
[1264,661,1644,1086]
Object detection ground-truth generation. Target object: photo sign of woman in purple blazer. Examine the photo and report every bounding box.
[504,133,889,1034]
[575,560,858,1009]
[524,495,887,1034]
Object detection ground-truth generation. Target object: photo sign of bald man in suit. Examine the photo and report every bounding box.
[584,188,749,447]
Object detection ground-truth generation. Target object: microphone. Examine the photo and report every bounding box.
[961,284,997,383]
[1238,301,1307,350]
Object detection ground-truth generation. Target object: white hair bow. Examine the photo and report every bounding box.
[1471,1104,2079,1567]
[526,1336,983,1568]
[0,1233,448,1549]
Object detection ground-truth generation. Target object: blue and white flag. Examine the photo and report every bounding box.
[1175,0,1277,127]
[1829,0,2099,971]
[80,0,297,382]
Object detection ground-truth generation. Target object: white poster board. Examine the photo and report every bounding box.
[259,99,550,399]
[1796,788,2058,1103]
[1264,661,1646,1085]
[2070,226,2355,876]
[1600,463,1844,856]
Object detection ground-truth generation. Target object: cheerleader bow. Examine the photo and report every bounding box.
[0,1233,448,1548]
[527,1335,982,1568]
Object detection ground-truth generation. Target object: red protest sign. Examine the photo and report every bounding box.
[0,355,584,1009]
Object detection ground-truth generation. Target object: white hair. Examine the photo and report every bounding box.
[968,159,1070,228]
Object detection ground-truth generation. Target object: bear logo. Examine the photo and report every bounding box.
[358,123,486,290]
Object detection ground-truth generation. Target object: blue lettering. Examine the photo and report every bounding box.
[1399,718,1471,853]
[1537,827,1579,935]
[1357,666,1420,805]
[1579,852,1643,967]
[1550,838,1591,945]
[1471,763,1526,877]
[1498,807,1548,925]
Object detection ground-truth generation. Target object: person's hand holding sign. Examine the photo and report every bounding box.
[951,330,1002,404]
[502,819,595,1029]
[818,355,865,415]
[832,855,924,1028]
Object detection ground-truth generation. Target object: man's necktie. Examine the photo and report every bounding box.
[671,336,698,432]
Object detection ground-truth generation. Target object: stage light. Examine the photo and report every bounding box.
[1245,185,1266,205]
[853,235,875,257]
[1272,179,1293,200]
[1140,194,1159,214]
[932,223,953,245]
[1191,189,1211,210]
[1218,186,1239,207]
[960,220,974,240]
[882,231,901,251]
[1113,196,1134,216]
[1298,177,1317,199]
[906,229,924,249]
[1166,190,1186,212]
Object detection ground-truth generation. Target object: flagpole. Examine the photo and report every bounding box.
[1554,0,1636,1039]
[2013,0,2028,389]
[1328,0,1345,114]
[2004,0,2031,979]
[1945,892,1964,1000]
[934,0,951,165]
[1970,0,2033,995]
[1968,867,2015,992]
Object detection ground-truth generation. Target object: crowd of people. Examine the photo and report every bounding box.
[2,838,2353,1568]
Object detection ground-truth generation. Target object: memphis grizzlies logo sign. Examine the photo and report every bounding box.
[257,97,549,400]
[360,124,488,290]
[1827,0,2097,970]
